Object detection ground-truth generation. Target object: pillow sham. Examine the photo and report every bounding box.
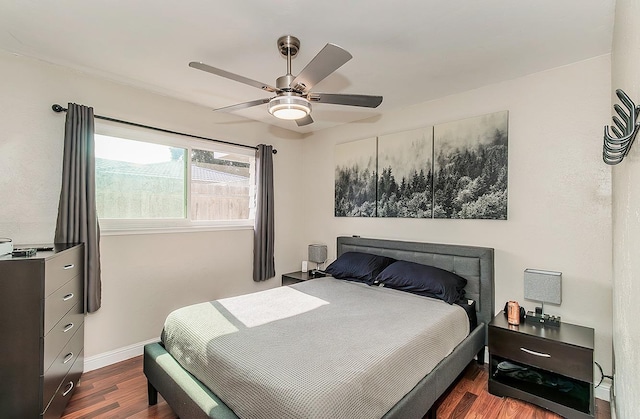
[374,260,467,304]
[325,251,396,284]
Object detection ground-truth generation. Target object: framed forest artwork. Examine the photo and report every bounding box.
[433,111,508,219]
[335,137,377,217]
[334,110,508,220]
[377,128,433,218]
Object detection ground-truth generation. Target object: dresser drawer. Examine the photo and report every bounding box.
[44,246,83,298]
[489,326,593,383]
[42,324,84,408]
[44,274,82,335]
[44,305,84,374]
[43,349,83,419]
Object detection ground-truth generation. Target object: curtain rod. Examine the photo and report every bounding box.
[51,104,276,154]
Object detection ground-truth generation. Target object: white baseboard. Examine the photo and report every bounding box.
[84,338,160,372]
[595,381,611,402]
[481,346,611,402]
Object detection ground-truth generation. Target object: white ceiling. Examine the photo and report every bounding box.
[0,0,615,134]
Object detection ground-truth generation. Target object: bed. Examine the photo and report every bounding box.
[143,236,495,419]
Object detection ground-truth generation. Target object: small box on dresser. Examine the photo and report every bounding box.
[0,243,85,418]
[488,312,594,418]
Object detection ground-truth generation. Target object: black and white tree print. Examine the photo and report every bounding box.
[334,137,377,217]
[333,111,508,220]
[433,111,508,219]
[377,128,433,218]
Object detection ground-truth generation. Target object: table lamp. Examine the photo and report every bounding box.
[523,268,562,327]
[308,244,327,276]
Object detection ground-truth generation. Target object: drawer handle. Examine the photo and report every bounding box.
[520,347,551,358]
[63,293,74,301]
[63,352,74,364]
[62,381,74,397]
[63,264,75,270]
[63,323,74,333]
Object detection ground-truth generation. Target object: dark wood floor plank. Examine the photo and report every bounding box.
[62,356,610,419]
[450,392,477,418]
[465,392,506,419]
[436,383,469,418]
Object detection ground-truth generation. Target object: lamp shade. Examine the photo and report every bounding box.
[308,244,327,264]
[268,96,311,120]
[523,269,562,305]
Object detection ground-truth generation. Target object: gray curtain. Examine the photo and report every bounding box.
[55,103,102,313]
[253,144,275,281]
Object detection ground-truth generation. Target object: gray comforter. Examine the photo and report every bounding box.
[162,277,469,419]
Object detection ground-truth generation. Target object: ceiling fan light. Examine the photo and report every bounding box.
[268,96,311,120]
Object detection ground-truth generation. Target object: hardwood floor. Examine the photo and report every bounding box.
[61,357,611,418]
[61,356,176,419]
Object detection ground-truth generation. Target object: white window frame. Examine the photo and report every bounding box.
[95,122,256,236]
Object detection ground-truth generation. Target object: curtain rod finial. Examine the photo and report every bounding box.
[52,104,66,113]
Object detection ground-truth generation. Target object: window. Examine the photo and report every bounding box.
[190,149,254,221]
[95,132,255,232]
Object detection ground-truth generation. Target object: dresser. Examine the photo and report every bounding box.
[0,243,85,418]
[488,312,594,418]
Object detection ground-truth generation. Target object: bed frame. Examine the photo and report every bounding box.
[143,236,494,419]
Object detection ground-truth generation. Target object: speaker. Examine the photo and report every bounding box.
[503,301,526,323]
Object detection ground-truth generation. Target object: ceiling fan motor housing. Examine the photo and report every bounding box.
[276,74,296,90]
[277,35,300,58]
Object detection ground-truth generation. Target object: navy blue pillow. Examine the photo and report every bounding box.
[325,252,396,284]
[375,260,467,304]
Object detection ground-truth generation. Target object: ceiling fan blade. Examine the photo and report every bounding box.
[296,115,314,126]
[307,93,383,108]
[213,98,271,112]
[290,44,352,93]
[189,62,280,93]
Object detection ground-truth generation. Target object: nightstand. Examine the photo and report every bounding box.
[488,313,594,418]
[281,271,325,286]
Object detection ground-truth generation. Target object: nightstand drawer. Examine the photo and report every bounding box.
[489,326,592,383]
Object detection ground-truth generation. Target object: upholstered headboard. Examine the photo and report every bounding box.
[336,236,495,344]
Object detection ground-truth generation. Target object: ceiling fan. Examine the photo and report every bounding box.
[189,35,383,126]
